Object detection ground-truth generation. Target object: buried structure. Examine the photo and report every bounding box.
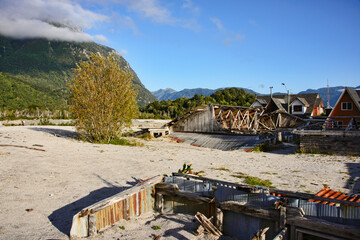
[165,104,306,151]
[168,104,306,134]
[70,173,360,239]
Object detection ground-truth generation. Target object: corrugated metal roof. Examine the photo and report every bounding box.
[170,132,263,151]
[310,186,360,206]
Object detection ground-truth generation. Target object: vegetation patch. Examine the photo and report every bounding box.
[212,167,230,172]
[231,173,275,188]
[107,137,144,147]
[178,163,204,176]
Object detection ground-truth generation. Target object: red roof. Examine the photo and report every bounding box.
[310,186,360,206]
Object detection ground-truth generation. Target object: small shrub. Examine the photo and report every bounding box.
[39,118,55,126]
[138,133,153,141]
[244,176,274,188]
[108,136,144,147]
[152,226,161,230]
[178,163,204,176]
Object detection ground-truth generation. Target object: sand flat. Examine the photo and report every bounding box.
[0,126,358,239]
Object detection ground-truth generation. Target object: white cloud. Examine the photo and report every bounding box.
[222,34,245,47]
[182,0,200,15]
[119,49,128,55]
[210,18,224,31]
[117,0,174,24]
[113,14,141,35]
[0,0,108,42]
[94,35,108,43]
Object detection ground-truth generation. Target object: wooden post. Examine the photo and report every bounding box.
[88,214,97,236]
[280,207,286,229]
[215,207,223,232]
[155,193,163,214]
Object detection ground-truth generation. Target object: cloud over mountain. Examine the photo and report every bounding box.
[0,0,107,42]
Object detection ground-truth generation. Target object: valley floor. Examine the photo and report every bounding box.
[0,126,359,239]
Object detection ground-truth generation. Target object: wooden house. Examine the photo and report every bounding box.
[251,93,324,118]
[324,87,360,129]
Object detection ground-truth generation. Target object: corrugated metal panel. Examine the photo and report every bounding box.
[223,211,279,240]
[94,186,155,232]
[167,175,360,226]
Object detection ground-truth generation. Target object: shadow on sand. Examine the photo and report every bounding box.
[48,175,143,236]
[346,162,360,194]
[29,127,78,139]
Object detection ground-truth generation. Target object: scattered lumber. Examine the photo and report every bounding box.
[0,144,45,152]
[251,227,269,240]
[194,212,222,237]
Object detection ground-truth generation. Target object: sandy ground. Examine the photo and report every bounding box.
[0,125,359,240]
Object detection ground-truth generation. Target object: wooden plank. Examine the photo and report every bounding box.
[219,201,279,221]
[195,212,222,237]
[155,182,214,203]
[172,173,261,193]
[273,228,287,240]
[287,217,360,240]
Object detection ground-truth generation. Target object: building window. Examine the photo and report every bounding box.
[341,102,352,110]
[293,105,302,112]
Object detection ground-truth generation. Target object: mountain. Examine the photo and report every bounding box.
[153,85,359,108]
[298,85,360,107]
[153,87,258,101]
[151,88,177,100]
[0,35,157,109]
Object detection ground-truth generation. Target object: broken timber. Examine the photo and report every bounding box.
[195,212,222,237]
[169,104,305,134]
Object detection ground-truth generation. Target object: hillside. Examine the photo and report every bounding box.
[0,35,157,109]
[153,87,258,101]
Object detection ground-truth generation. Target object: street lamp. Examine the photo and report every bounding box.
[282,83,290,113]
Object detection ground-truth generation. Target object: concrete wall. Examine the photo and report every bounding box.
[300,135,360,155]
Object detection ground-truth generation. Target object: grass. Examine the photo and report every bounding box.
[212,167,230,172]
[108,137,144,147]
[244,176,275,188]
[231,173,275,188]
[137,133,153,141]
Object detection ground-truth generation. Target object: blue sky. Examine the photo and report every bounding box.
[1,0,359,94]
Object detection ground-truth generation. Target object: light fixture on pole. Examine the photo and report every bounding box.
[282,83,290,113]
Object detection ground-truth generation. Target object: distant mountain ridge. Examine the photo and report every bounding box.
[153,87,258,101]
[153,86,360,107]
[299,85,360,107]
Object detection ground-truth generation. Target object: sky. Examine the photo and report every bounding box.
[0,0,359,94]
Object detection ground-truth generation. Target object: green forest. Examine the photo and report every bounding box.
[139,87,255,119]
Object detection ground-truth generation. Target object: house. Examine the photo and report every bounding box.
[324,87,360,129]
[251,93,324,118]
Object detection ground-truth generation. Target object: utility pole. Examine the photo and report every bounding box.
[282,83,290,113]
[327,79,330,108]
